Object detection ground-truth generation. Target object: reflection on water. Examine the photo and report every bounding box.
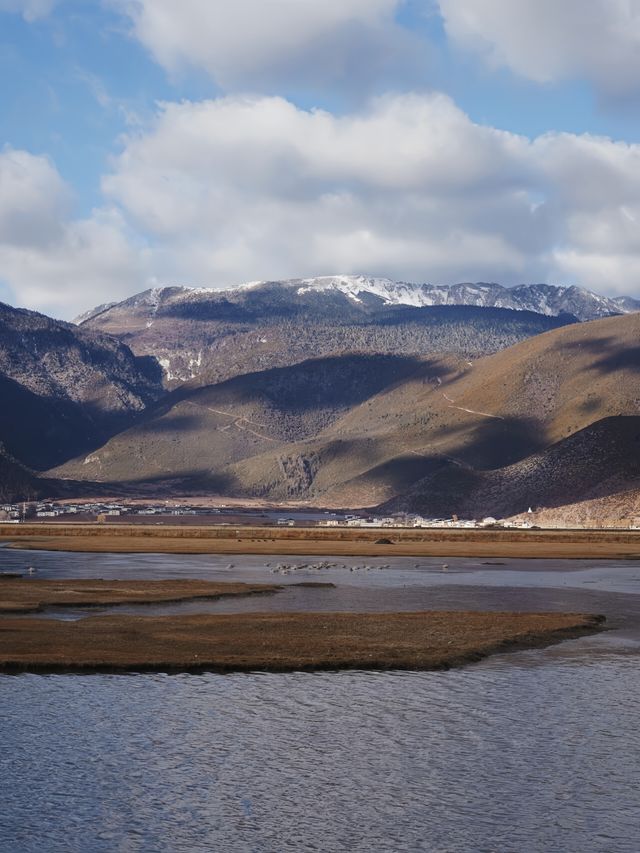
[2,547,640,851]
[2,660,640,853]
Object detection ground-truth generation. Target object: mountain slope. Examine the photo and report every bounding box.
[302,311,640,508]
[51,311,640,522]
[49,354,436,486]
[389,416,640,520]
[76,280,579,387]
[0,448,40,503]
[0,302,164,470]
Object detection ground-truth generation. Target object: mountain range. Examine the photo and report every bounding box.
[75,276,634,388]
[2,276,640,523]
[77,276,638,326]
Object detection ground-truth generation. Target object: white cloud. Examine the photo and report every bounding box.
[103,93,544,289]
[0,147,70,246]
[103,94,640,300]
[7,95,640,318]
[0,0,56,20]
[115,0,421,94]
[0,149,146,318]
[533,132,640,293]
[117,0,640,101]
[438,0,640,99]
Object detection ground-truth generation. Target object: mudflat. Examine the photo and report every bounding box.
[0,610,603,674]
[0,578,280,614]
[3,523,640,559]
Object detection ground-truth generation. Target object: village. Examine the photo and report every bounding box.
[0,500,539,529]
[0,501,217,522]
[317,513,536,530]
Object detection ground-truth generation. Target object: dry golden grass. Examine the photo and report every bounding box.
[0,610,603,674]
[3,523,640,558]
[0,578,280,614]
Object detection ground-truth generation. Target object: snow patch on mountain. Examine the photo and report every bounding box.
[289,276,639,320]
[74,276,640,326]
[73,301,118,325]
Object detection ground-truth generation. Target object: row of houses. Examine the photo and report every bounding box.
[32,501,118,518]
[319,514,535,529]
[3,502,533,529]
[27,501,222,520]
[0,503,21,521]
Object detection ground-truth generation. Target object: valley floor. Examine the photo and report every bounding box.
[3,522,640,559]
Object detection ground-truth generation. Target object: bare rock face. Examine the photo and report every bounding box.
[0,302,164,470]
[278,453,319,497]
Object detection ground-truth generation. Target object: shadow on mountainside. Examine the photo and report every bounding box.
[557,336,640,374]
[428,414,548,471]
[170,354,446,415]
[0,374,164,472]
[592,345,640,373]
[388,416,640,519]
[375,304,577,331]
[46,468,241,500]
[132,413,203,435]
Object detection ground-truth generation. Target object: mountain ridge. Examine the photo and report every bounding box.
[3,281,640,524]
[75,276,639,325]
[51,311,640,524]
[0,300,164,470]
[74,279,581,389]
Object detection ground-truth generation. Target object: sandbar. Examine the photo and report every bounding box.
[0,578,280,614]
[0,610,604,674]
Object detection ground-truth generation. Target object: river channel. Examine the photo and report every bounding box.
[1,549,639,852]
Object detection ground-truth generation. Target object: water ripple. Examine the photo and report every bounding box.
[1,658,639,852]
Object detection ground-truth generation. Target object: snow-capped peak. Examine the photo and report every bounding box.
[75,276,640,325]
[296,275,405,303]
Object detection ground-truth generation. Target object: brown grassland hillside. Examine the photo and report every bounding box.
[50,312,640,521]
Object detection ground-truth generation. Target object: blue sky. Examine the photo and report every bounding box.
[2,0,640,317]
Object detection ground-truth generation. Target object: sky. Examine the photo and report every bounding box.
[3,1,640,318]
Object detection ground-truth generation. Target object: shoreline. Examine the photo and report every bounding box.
[0,578,281,615]
[3,523,640,559]
[0,609,604,675]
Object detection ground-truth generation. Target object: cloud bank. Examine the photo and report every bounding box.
[0,149,145,316]
[117,0,640,102]
[4,2,640,316]
[3,95,640,316]
[438,0,640,99]
[115,0,420,95]
[101,94,640,298]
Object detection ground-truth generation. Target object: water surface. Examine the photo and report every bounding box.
[2,659,639,853]
[2,549,640,851]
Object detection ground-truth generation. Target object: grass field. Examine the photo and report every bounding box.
[2,522,640,558]
[0,578,280,614]
[0,608,603,674]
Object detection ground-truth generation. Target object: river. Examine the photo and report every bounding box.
[1,549,639,852]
